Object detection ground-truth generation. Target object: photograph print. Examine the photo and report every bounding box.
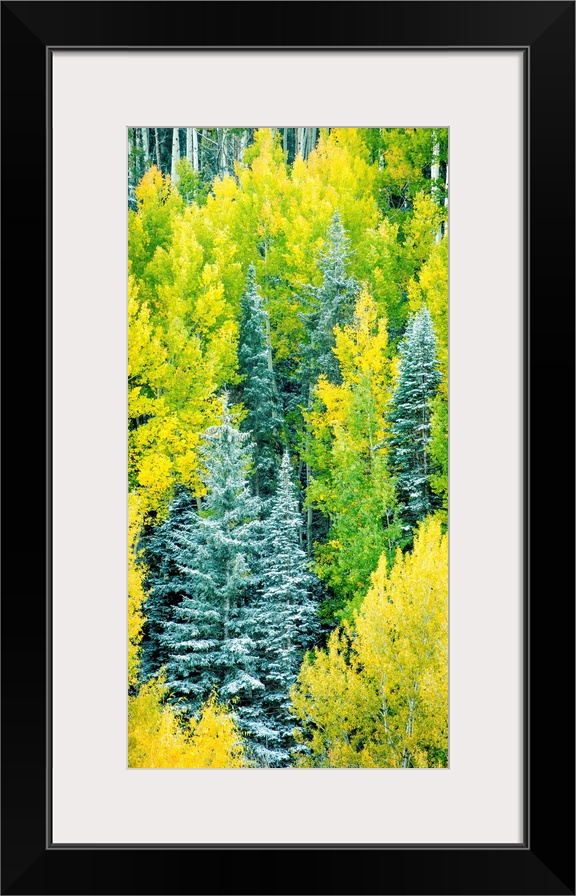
[127,126,448,769]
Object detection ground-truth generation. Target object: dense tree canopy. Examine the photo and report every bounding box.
[128,127,448,768]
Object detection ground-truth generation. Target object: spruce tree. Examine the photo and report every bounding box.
[387,306,442,534]
[254,450,320,765]
[237,265,283,497]
[299,212,362,554]
[160,397,265,733]
[138,486,197,684]
[300,211,362,389]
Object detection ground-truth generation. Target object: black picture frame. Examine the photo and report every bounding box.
[1,2,574,894]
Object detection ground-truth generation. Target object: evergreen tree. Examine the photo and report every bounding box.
[160,398,264,736]
[254,450,320,765]
[387,307,442,534]
[138,486,197,684]
[298,212,362,554]
[237,265,283,497]
[300,211,362,390]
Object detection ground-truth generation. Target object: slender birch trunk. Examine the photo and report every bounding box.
[296,127,304,158]
[128,128,136,203]
[154,128,161,170]
[171,127,180,184]
[186,127,193,165]
[192,127,199,171]
[218,128,228,177]
[305,127,317,159]
[431,134,442,244]
[141,127,149,167]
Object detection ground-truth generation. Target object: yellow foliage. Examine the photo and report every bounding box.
[135,164,171,207]
[128,491,146,689]
[128,255,234,519]
[307,289,390,458]
[303,289,396,609]
[128,677,246,768]
[291,516,448,767]
[407,230,448,382]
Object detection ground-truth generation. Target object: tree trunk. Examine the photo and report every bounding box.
[304,127,317,159]
[135,127,143,169]
[296,127,304,158]
[431,135,442,244]
[141,127,149,167]
[128,128,137,205]
[239,128,249,164]
[171,127,180,184]
[218,128,228,177]
[192,127,199,171]
[283,127,288,155]
[186,127,193,165]
[154,128,161,170]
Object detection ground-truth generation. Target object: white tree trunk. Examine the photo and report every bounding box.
[238,128,249,165]
[304,127,317,159]
[192,127,199,171]
[218,128,229,177]
[128,128,135,202]
[154,128,161,170]
[431,134,442,244]
[171,127,180,184]
[186,127,193,165]
[141,127,149,167]
[296,127,304,158]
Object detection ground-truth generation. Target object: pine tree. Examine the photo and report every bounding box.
[138,485,197,684]
[300,211,362,389]
[160,398,264,732]
[298,212,362,554]
[253,451,320,765]
[237,265,283,497]
[387,307,442,534]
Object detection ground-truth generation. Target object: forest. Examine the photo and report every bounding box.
[128,126,448,769]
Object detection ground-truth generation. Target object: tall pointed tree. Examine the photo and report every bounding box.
[237,264,283,497]
[298,211,362,553]
[300,211,362,389]
[253,450,320,765]
[171,127,180,184]
[138,485,197,684]
[160,397,264,727]
[387,306,442,534]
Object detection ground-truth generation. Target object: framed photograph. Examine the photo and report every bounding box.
[2,2,574,894]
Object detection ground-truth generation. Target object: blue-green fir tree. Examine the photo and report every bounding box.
[300,211,362,389]
[138,485,197,684]
[237,264,283,497]
[159,397,265,747]
[298,212,362,555]
[387,306,442,535]
[253,450,320,766]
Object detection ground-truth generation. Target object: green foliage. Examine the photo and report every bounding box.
[128,127,449,768]
[237,265,283,496]
[387,306,442,535]
[290,517,448,768]
[175,157,209,205]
